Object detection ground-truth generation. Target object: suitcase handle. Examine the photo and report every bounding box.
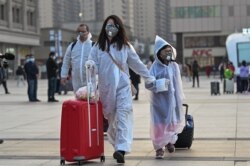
[182,103,188,115]
[182,104,189,127]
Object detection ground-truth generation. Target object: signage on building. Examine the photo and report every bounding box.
[192,49,212,57]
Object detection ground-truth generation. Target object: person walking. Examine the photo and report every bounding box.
[0,59,10,94]
[86,15,155,164]
[61,23,94,93]
[129,68,140,100]
[46,52,59,102]
[148,35,185,159]
[16,65,26,87]
[239,60,249,93]
[192,60,200,87]
[24,54,40,102]
[56,57,67,95]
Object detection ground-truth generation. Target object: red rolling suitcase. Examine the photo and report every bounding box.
[60,99,105,165]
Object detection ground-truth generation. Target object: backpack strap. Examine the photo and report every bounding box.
[71,41,77,51]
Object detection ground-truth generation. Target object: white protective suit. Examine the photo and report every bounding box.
[88,43,155,153]
[61,34,93,92]
[149,36,185,150]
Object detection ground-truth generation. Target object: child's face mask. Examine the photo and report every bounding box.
[160,48,172,62]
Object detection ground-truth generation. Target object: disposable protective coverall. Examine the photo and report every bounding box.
[61,34,93,92]
[149,36,185,150]
[88,43,155,152]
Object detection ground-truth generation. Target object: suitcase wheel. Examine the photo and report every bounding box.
[60,160,65,165]
[100,156,105,162]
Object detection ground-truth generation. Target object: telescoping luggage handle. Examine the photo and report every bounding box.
[182,104,189,126]
[86,65,100,147]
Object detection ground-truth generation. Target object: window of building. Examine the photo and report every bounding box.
[228,6,234,17]
[12,7,21,23]
[247,5,250,16]
[0,4,6,21]
[184,36,226,48]
[27,10,35,26]
[172,6,221,18]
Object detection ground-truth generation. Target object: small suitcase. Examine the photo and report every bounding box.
[60,100,105,165]
[224,78,234,94]
[210,81,220,95]
[174,104,194,149]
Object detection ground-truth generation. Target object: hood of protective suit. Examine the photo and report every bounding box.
[154,35,177,64]
[76,32,92,42]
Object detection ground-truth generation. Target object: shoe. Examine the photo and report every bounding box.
[0,139,3,144]
[133,97,138,101]
[155,148,164,159]
[165,143,175,153]
[5,92,10,94]
[48,99,59,102]
[113,151,125,163]
[35,99,41,102]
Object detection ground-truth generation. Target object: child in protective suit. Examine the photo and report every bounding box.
[148,36,185,159]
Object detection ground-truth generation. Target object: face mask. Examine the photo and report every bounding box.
[166,52,172,61]
[30,58,35,62]
[79,31,88,37]
[105,24,119,37]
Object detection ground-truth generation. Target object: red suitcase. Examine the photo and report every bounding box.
[60,99,105,165]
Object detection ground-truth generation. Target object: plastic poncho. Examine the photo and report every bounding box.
[61,34,93,92]
[88,43,155,152]
[149,36,185,150]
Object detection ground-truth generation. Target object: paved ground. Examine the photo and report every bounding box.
[0,76,250,166]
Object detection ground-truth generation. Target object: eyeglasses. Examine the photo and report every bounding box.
[165,50,172,54]
[106,23,119,29]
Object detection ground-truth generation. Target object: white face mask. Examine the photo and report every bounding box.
[30,58,35,62]
[166,53,172,61]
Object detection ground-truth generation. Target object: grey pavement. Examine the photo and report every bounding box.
[0,76,250,166]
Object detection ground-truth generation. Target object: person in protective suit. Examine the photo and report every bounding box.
[149,36,185,159]
[61,24,93,92]
[86,15,155,164]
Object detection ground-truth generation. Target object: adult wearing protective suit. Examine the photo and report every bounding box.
[149,36,185,159]
[61,24,93,92]
[86,15,155,164]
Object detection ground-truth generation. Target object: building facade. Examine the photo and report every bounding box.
[0,0,40,74]
[39,0,80,28]
[134,0,171,43]
[170,0,250,67]
[79,0,133,35]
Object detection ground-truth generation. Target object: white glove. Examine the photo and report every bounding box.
[85,60,96,70]
[145,76,156,84]
[156,78,170,92]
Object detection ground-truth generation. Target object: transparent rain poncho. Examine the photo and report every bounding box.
[149,36,185,150]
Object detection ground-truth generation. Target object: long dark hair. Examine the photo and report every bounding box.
[97,15,129,51]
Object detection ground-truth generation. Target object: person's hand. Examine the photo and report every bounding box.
[85,60,95,69]
[61,78,67,85]
[165,79,170,87]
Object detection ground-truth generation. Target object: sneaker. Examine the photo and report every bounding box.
[113,151,125,163]
[0,139,3,144]
[166,143,175,153]
[155,148,164,159]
